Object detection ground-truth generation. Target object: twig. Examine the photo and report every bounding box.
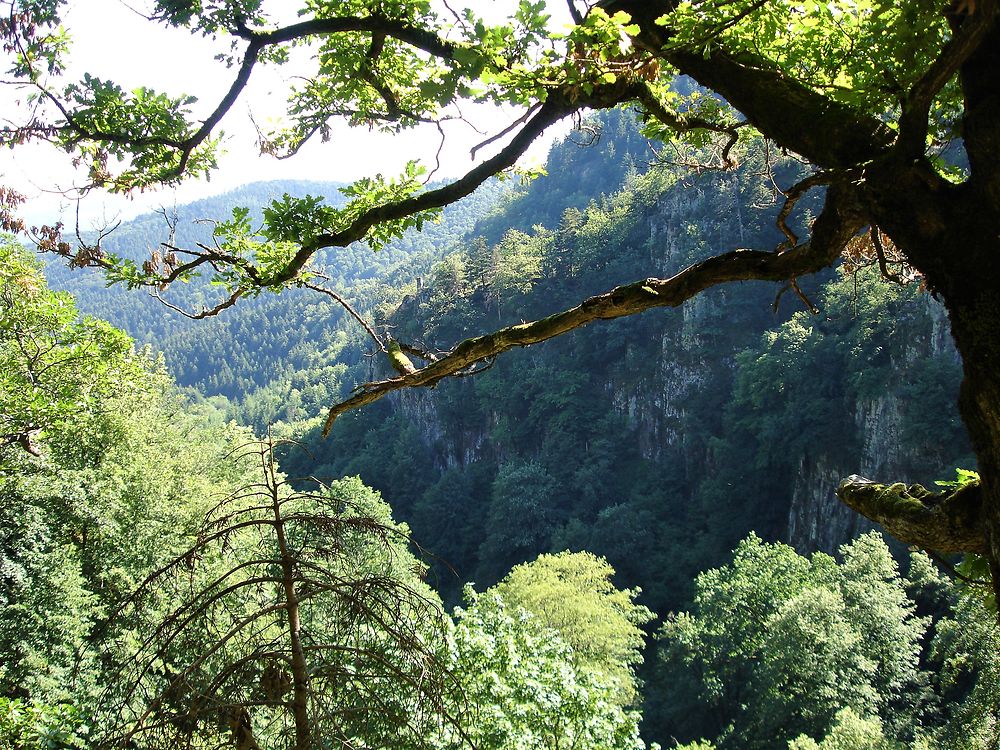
[470,103,542,160]
[304,281,386,351]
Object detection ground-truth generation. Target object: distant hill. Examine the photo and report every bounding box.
[44,177,509,405]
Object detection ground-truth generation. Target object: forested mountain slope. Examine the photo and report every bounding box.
[45,178,507,406]
[1,244,653,749]
[42,110,972,613]
[11,109,992,750]
[277,115,970,615]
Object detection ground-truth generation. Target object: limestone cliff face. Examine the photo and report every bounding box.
[393,386,494,471]
[786,295,963,554]
[382,160,966,569]
[604,174,756,475]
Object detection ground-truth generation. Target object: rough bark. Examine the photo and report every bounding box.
[836,475,986,555]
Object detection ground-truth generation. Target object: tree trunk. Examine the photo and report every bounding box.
[951,0,1000,598]
[947,285,1000,599]
[270,465,312,749]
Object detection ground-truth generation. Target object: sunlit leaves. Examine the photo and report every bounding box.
[0,0,70,80]
[658,533,930,748]
[151,0,268,36]
[335,161,440,250]
[190,204,306,293]
[441,588,648,750]
[0,697,88,749]
[493,551,654,704]
[262,193,336,244]
[51,75,221,190]
[658,0,956,138]
[303,0,435,23]
[0,238,143,462]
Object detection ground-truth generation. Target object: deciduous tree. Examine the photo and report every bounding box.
[493,550,654,704]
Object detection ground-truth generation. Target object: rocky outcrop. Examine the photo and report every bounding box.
[393,387,494,471]
[787,296,965,554]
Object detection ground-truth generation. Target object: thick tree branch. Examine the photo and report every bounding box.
[897,0,997,157]
[662,48,894,170]
[238,16,457,60]
[271,92,582,286]
[837,475,986,555]
[141,96,574,296]
[40,90,584,307]
[323,183,865,433]
[631,81,745,166]
[588,0,896,170]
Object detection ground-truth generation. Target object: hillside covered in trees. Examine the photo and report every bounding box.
[8,107,994,747]
[5,234,1000,749]
[6,0,1000,745]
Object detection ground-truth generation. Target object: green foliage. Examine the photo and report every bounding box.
[476,461,558,583]
[0,254,257,743]
[17,109,987,748]
[926,594,1000,749]
[2,250,664,747]
[0,238,144,464]
[98,451,450,749]
[57,75,219,191]
[263,193,339,246]
[335,162,442,251]
[657,533,929,749]
[716,264,969,523]
[151,0,267,36]
[272,113,970,626]
[935,467,980,490]
[660,0,955,137]
[39,176,505,430]
[436,588,648,750]
[493,551,654,704]
[0,698,88,750]
[788,707,897,750]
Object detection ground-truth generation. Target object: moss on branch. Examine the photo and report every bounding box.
[322,184,866,435]
[836,475,986,554]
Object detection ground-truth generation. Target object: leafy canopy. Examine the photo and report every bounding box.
[494,550,654,704]
[3,0,967,305]
[0,237,144,462]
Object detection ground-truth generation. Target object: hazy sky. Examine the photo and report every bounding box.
[2,0,574,228]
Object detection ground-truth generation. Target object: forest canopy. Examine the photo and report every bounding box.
[3,0,1000,740]
[3,0,1000,594]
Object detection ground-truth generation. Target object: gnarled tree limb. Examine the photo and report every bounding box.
[897,0,997,156]
[837,475,986,554]
[323,182,866,433]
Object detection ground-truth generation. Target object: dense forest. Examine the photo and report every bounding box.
[5,107,996,748]
[6,0,1000,746]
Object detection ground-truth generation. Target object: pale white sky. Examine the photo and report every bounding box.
[1,0,575,228]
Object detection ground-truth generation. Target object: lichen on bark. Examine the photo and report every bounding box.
[836,474,986,554]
